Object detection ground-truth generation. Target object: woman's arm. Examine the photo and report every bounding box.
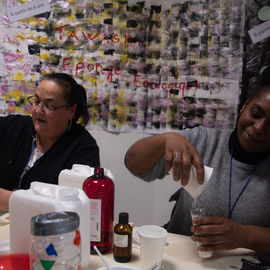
[125,132,204,186]
[125,134,167,175]
[242,225,270,253]
[0,189,13,211]
[191,216,270,254]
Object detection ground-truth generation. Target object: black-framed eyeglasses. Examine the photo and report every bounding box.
[27,95,70,113]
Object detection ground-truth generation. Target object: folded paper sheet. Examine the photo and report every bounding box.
[169,165,213,198]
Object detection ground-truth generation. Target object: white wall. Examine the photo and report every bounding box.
[90,129,180,226]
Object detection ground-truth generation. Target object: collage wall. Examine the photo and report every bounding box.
[0,0,264,134]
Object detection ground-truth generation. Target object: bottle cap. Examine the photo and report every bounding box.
[31,211,79,236]
[119,212,129,224]
[94,167,104,175]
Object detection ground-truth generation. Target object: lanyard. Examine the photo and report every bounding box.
[19,138,37,179]
[228,146,256,219]
[18,138,45,189]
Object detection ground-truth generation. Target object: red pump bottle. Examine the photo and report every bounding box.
[83,167,114,254]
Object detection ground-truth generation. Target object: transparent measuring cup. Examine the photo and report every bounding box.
[190,202,213,259]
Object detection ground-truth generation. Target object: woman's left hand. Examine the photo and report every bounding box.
[0,188,13,211]
[190,216,245,251]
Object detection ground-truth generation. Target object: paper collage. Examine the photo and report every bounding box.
[0,0,246,133]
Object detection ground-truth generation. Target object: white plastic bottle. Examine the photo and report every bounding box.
[30,211,81,270]
[9,182,90,268]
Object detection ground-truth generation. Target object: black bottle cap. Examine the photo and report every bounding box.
[119,212,129,224]
[94,167,104,175]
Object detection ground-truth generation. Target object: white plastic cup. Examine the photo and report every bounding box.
[190,204,213,258]
[136,225,167,270]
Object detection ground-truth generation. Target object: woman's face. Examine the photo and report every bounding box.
[32,79,77,140]
[237,87,270,152]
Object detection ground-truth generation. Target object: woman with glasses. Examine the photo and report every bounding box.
[0,73,100,210]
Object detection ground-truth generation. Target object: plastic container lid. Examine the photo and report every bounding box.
[31,212,79,236]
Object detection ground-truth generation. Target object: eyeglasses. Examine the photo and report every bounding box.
[27,95,69,113]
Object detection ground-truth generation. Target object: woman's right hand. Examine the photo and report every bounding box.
[125,132,204,186]
[163,133,204,186]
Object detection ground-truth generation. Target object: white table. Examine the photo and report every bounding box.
[0,223,254,270]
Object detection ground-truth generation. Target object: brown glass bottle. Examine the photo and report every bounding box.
[113,212,132,262]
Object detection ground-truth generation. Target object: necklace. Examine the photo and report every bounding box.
[228,146,257,219]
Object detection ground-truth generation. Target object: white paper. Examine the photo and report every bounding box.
[248,20,270,44]
[169,165,213,198]
[6,0,51,23]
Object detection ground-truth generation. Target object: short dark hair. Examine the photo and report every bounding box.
[260,65,270,87]
[40,73,89,125]
[244,65,270,104]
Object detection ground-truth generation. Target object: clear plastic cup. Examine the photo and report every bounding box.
[190,203,213,259]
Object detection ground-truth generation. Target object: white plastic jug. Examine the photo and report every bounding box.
[58,164,115,189]
[9,182,90,268]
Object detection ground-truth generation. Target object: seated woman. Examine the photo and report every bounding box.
[125,70,270,254]
[0,73,100,210]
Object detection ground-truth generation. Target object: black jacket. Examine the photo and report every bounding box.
[0,115,100,190]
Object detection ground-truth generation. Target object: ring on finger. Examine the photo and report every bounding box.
[174,152,182,159]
